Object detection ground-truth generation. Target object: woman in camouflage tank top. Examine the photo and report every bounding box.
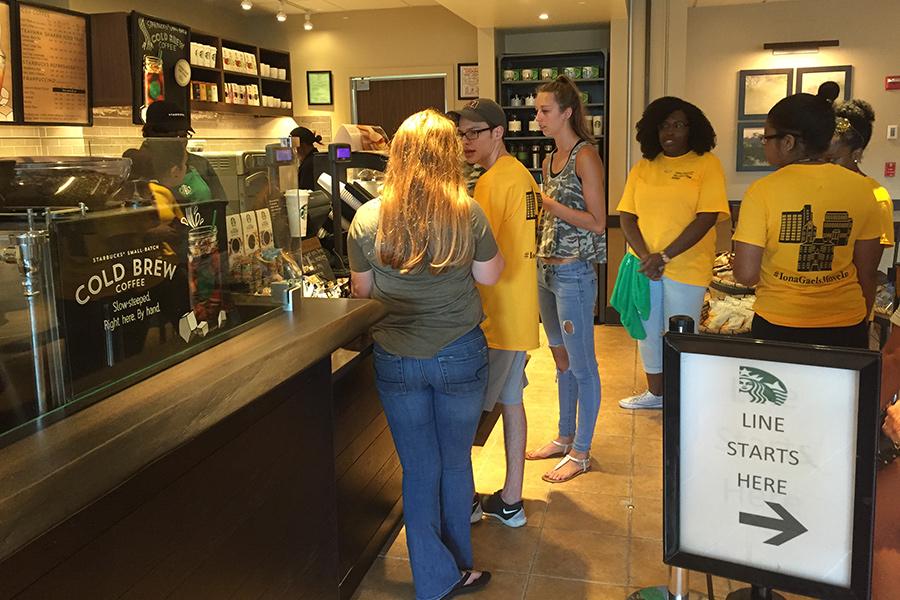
[524,76,607,484]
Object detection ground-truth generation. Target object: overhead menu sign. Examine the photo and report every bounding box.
[18,3,91,125]
[663,335,879,599]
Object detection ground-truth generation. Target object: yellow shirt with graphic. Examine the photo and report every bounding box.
[866,176,894,247]
[616,151,730,287]
[733,163,882,328]
[473,155,540,351]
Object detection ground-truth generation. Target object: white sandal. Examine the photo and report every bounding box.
[526,439,572,461]
[542,454,591,483]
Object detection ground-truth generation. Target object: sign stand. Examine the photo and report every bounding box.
[725,586,784,600]
[661,320,879,600]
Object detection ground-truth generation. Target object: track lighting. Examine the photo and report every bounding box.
[304,13,313,31]
[240,0,252,10]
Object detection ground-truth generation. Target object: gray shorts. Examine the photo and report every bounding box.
[483,349,528,411]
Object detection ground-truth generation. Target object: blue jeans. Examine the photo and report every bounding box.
[373,327,488,600]
[638,276,707,373]
[537,260,602,453]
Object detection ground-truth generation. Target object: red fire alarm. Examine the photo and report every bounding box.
[886,162,897,178]
[886,76,900,91]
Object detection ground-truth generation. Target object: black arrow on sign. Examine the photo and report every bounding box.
[739,501,808,546]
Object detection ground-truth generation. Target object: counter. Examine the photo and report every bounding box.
[0,297,391,600]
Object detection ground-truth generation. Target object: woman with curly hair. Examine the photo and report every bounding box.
[348,109,504,600]
[827,99,894,251]
[733,83,882,348]
[616,97,730,409]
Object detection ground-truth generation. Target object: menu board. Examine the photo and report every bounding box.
[0,1,15,122]
[130,12,190,125]
[18,3,90,125]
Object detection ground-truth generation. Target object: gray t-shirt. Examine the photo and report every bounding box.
[348,198,499,358]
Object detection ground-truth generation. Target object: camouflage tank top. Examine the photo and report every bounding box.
[538,140,607,263]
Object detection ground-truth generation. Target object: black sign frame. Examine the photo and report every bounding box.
[15,0,92,126]
[663,333,879,600]
[128,11,190,126]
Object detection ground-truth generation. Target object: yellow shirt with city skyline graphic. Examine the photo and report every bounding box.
[734,163,882,328]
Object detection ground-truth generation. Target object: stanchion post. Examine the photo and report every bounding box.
[625,315,695,600]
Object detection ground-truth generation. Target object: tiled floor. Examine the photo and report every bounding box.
[352,325,813,600]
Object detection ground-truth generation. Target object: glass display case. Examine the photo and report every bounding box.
[0,136,303,443]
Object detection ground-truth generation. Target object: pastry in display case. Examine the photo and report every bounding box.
[0,148,303,443]
[701,252,755,335]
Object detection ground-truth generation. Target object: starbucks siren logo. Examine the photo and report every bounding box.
[738,366,787,406]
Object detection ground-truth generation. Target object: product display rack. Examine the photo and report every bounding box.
[498,50,609,186]
[188,32,293,117]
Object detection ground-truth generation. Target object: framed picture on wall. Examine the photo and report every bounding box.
[457,63,479,99]
[738,68,793,120]
[307,70,333,106]
[736,121,774,172]
[797,65,852,101]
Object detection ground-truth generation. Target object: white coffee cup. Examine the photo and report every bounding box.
[286,189,310,238]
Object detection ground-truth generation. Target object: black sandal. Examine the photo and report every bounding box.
[442,570,492,598]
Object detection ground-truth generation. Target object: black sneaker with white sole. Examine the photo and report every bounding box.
[481,490,526,528]
[470,493,483,524]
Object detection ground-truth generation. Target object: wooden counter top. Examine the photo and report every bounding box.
[0,298,386,563]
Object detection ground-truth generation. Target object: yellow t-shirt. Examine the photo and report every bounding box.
[473,155,540,351]
[616,151,730,286]
[733,163,882,328]
[866,176,895,247]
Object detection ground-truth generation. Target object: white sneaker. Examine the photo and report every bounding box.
[619,390,663,410]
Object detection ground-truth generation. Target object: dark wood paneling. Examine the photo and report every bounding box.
[90,13,132,107]
[355,77,445,137]
[1,359,339,600]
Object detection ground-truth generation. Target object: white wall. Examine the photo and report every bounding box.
[685,0,900,199]
[286,6,478,134]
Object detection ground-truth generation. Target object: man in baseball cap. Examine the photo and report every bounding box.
[140,100,225,204]
[460,98,541,529]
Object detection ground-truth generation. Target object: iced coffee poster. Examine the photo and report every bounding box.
[130,13,189,126]
[0,1,14,122]
[18,3,90,125]
[49,200,270,400]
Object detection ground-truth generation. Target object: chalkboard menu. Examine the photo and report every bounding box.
[0,0,16,123]
[18,2,91,125]
[129,12,189,126]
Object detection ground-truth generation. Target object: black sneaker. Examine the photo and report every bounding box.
[481,490,526,528]
[470,493,483,524]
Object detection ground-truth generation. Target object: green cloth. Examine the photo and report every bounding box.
[610,253,651,340]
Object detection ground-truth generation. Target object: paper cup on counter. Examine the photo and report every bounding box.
[286,189,310,238]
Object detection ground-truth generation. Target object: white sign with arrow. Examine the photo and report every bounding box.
[677,353,859,587]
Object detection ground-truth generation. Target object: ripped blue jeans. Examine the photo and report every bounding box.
[537,259,602,453]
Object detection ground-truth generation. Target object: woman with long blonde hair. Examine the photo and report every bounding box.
[348,109,504,600]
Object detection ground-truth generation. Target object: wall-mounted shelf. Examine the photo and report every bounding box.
[192,100,291,117]
[500,77,605,85]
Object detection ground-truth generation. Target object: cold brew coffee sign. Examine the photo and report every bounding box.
[677,354,859,587]
[52,204,230,398]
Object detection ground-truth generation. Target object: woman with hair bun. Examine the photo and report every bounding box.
[827,98,894,250]
[733,83,882,348]
[525,75,607,484]
[616,96,729,410]
[290,126,323,189]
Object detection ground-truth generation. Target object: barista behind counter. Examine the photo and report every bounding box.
[291,126,322,190]
[143,101,227,204]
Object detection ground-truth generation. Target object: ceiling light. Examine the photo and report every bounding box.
[763,39,839,55]
[538,13,549,20]
[304,13,313,31]
[276,10,287,21]
[240,0,252,10]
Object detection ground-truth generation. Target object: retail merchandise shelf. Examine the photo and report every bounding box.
[505,135,551,141]
[260,75,291,83]
[192,100,291,117]
[190,64,221,74]
[500,78,605,85]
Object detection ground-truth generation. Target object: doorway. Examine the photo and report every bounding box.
[352,74,446,138]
